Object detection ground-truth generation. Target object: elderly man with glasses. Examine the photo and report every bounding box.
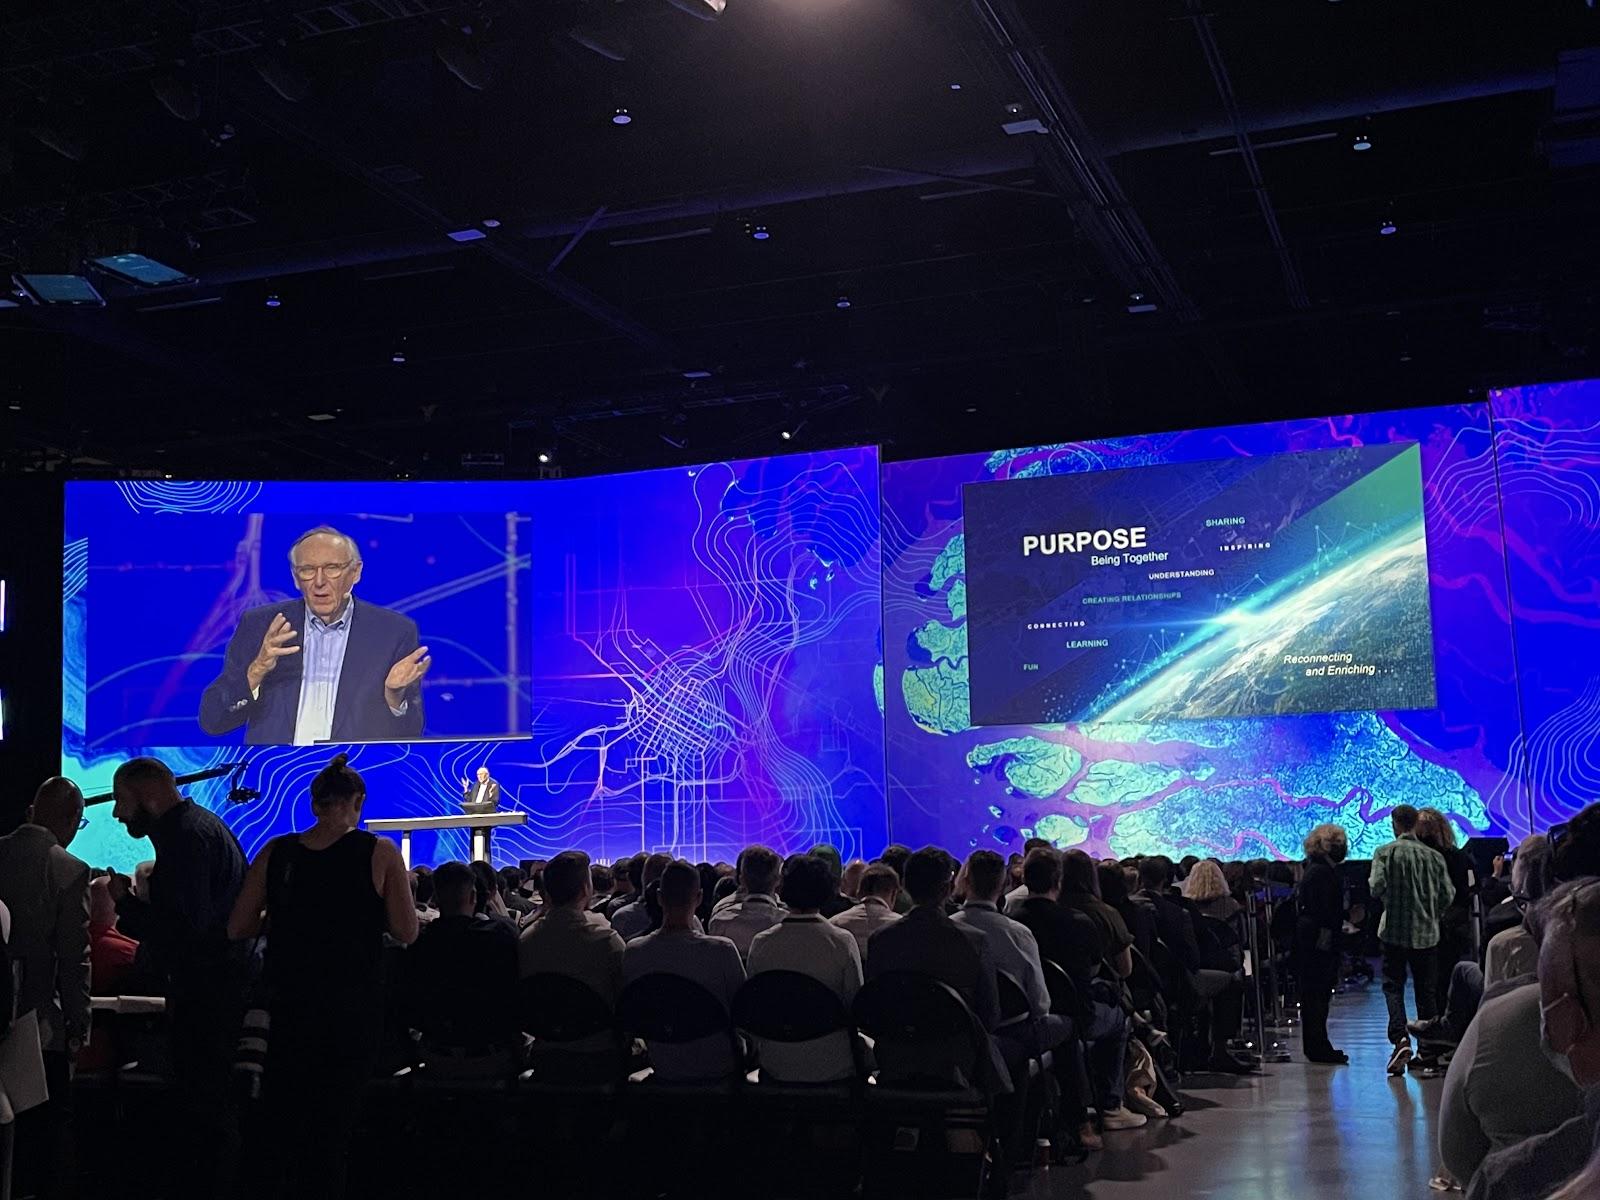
[200,525,430,744]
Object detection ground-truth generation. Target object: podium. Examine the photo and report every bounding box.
[365,811,528,866]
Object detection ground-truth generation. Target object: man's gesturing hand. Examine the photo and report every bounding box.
[247,613,300,692]
[385,645,431,710]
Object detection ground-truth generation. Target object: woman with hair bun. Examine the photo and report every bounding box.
[228,753,418,1198]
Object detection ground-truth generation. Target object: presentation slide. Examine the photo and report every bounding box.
[67,484,532,750]
[960,443,1437,726]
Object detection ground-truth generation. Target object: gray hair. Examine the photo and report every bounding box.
[1511,833,1553,903]
[1303,822,1349,860]
[288,525,362,566]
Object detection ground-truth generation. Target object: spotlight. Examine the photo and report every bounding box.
[780,430,792,440]
[391,339,408,364]
[1126,291,1159,314]
[265,293,281,308]
[751,224,770,241]
[537,451,551,464]
[665,0,726,19]
[481,218,501,228]
[949,83,963,91]
[612,107,632,126]
[1351,131,1373,152]
[835,295,851,309]
[1379,217,1398,236]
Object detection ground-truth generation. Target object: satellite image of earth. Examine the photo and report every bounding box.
[1099,521,1437,723]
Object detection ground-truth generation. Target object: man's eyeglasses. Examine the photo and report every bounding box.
[78,816,90,830]
[292,561,353,582]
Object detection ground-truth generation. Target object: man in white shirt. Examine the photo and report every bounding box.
[830,863,902,962]
[623,860,746,1081]
[707,845,786,958]
[953,850,1067,1047]
[747,854,863,1082]
[460,766,501,814]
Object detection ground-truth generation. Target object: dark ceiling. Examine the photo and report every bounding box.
[1,0,1596,478]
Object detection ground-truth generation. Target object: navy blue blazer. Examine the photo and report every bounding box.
[199,597,426,744]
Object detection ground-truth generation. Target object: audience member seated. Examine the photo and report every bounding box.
[499,866,535,918]
[1008,848,1144,1136]
[1174,858,1253,1074]
[1059,849,1135,984]
[808,844,856,918]
[865,846,1011,1096]
[878,844,914,914]
[519,851,625,1007]
[746,853,863,1082]
[405,860,523,1076]
[1183,859,1243,925]
[622,859,747,1081]
[1003,838,1052,910]
[588,863,614,911]
[841,857,867,900]
[1099,863,1156,969]
[77,875,144,1073]
[604,855,641,916]
[830,863,902,962]
[706,844,786,958]
[954,849,1077,1080]
[1438,893,1583,1189]
[612,852,673,940]
[1483,834,1552,986]
[1465,864,1600,1200]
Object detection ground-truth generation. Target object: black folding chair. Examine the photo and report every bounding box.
[852,972,998,1199]
[993,971,1063,1167]
[518,972,624,1088]
[732,969,864,1087]
[616,971,742,1090]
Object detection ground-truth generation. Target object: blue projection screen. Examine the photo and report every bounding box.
[961,443,1437,726]
[64,454,887,871]
[60,383,1600,871]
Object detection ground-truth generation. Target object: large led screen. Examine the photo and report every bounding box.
[64,450,886,870]
[962,443,1437,725]
[881,405,1524,862]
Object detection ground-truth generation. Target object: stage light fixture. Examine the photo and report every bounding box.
[1379,217,1398,236]
[949,83,963,91]
[751,224,770,241]
[391,340,408,364]
[836,295,851,309]
[265,293,281,308]
[447,228,487,242]
[1351,131,1372,152]
[1126,291,1158,314]
[780,430,793,440]
[481,218,501,228]
[537,451,551,464]
[683,369,713,380]
[665,0,726,20]
[612,107,632,126]
[307,412,336,421]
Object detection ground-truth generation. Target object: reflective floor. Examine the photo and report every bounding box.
[1012,985,1447,1199]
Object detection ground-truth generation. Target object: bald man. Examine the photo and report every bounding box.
[0,776,89,1199]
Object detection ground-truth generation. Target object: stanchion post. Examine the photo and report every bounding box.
[1247,889,1291,1063]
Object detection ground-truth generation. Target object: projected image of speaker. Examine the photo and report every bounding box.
[69,489,533,749]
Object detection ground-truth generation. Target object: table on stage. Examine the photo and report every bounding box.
[365,811,527,866]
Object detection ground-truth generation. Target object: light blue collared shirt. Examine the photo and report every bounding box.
[293,599,353,745]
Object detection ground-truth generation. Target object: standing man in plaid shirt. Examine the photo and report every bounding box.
[1370,803,1457,1076]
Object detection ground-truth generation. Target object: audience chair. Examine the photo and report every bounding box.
[616,972,743,1092]
[852,972,999,1199]
[994,971,1063,1167]
[732,969,865,1089]
[518,972,624,1089]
